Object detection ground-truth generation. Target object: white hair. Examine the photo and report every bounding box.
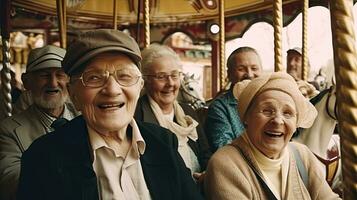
[141,44,181,75]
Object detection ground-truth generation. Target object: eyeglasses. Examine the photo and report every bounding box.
[258,108,296,120]
[144,71,182,81]
[74,69,141,88]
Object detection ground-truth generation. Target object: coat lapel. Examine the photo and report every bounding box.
[14,106,48,152]
[58,116,99,200]
[139,126,177,200]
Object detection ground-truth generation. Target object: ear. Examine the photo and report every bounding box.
[139,78,144,90]
[21,73,30,90]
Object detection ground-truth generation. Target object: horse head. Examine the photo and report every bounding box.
[177,73,206,109]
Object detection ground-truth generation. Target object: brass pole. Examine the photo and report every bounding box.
[273,0,283,72]
[56,0,67,48]
[63,0,67,45]
[330,0,357,198]
[136,0,142,43]
[0,0,12,117]
[113,0,118,30]
[219,0,225,90]
[143,0,150,47]
[302,0,309,81]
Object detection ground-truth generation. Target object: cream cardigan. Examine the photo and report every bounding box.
[204,134,340,200]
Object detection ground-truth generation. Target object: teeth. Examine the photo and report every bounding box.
[265,131,283,137]
[98,103,125,109]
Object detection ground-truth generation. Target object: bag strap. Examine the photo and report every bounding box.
[229,144,278,200]
[289,143,309,188]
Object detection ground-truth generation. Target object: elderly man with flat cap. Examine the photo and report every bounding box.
[0,45,78,200]
[287,47,306,81]
[17,29,203,200]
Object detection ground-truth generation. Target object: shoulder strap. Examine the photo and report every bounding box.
[229,144,278,200]
[289,143,309,188]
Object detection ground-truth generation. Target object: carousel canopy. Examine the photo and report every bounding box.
[12,0,303,24]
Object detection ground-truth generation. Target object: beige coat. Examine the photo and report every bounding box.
[0,104,78,200]
[204,135,340,200]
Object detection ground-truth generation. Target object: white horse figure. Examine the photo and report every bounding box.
[293,85,341,194]
[177,73,206,110]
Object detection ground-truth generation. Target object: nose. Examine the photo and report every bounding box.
[101,76,123,96]
[270,113,284,125]
[48,74,59,87]
[165,75,175,85]
[244,68,254,79]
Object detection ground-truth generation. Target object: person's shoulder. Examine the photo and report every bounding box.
[137,121,174,138]
[209,91,233,107]
[24,117,85,156]
[208,144,242,168]
[0,107,34,130]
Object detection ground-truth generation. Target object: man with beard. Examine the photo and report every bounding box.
[205,47,263,152]
[0,45,79,200]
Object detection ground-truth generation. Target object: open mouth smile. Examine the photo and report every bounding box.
[264,131,284,138]
[98,102,125,110]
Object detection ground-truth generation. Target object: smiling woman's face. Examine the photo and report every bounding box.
[245,90,297,159]
[69,52,143,134]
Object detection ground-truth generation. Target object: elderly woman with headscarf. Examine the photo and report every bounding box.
[16,29,204,200]
[204,72,340,200]
[135,44,211,180]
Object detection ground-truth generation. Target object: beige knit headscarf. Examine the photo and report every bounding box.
[233,72,317,128]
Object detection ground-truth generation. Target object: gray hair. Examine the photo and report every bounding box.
[141,44,182,75]
[227,46,262,70]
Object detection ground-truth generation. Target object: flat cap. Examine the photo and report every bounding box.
[62,29,141,76]
[26,45,66,72]
[287,47,302,55]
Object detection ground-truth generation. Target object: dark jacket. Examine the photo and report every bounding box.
[134,94,211,170]
[17,116,203,200]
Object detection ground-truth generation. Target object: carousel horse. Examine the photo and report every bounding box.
[293,85,342,194]
[177,73,206,110]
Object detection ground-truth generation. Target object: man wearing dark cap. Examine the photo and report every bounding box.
[0,45,78,200]
[287,47,304,80]
[17,29,203,200]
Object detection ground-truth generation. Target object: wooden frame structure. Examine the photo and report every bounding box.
[1,0,357,197]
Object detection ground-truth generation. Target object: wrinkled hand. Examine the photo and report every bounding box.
[193,171,206,183]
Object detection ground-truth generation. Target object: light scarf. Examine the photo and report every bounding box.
[148,96,198,144]
[148,96,201,173]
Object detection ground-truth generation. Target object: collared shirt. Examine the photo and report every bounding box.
[88,119,151,200]
[34,102,77,133]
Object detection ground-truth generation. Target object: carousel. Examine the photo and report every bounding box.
[1,0,357,198]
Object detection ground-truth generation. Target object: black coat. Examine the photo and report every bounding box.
[134,94,211,170]
[17,116,203,200]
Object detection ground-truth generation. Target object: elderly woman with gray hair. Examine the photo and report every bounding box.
[204,72,340,199]
[135,44,211,181]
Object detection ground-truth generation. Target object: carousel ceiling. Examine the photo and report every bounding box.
[12,0,302,24]
[9,0,341,45]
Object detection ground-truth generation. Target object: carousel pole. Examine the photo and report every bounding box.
[136,0,142,43]
[56,0,67,48]
[273,0,283,72]
[218,0,225,90]
[1,0,13,117]
[113,0,118,30]
[330,0,357,198]
[143,0,150,48]
[302,0,309,81]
